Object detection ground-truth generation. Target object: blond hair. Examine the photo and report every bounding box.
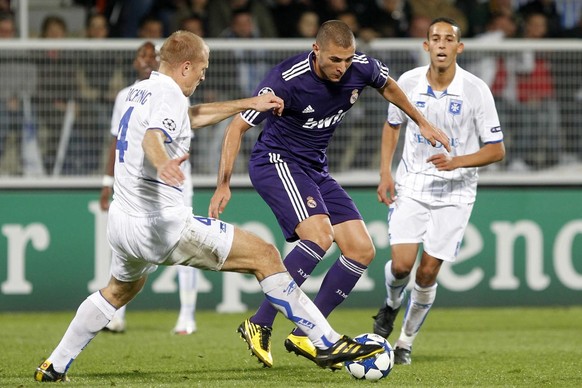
[159,30,208,67]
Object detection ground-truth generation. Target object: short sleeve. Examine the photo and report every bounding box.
[240,68,287,127]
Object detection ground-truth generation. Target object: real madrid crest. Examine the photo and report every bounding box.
[306,196,317,208]
[350,89,359,104]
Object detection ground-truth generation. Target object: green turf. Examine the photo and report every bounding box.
[2,307,581,387]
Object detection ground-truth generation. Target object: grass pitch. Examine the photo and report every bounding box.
[2,306,581,387]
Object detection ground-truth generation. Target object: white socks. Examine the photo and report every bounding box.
[114,305,126,321]
[384,260,410,309]
[396,283,437,350]
[259,272,340,348]
[48,292,116,373]
[177,266,198,323]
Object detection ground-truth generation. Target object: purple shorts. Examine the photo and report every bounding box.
[249,152,362,242]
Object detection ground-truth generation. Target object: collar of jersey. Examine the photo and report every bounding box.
[420,63,463,98]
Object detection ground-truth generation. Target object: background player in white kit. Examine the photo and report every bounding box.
[100,41,199,335]
[35,30,383,383]
[372,18,505,365]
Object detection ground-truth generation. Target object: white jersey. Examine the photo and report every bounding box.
[110,83,134,137]
[112,71,192,214]
[111,81,195,207]
[388,64,503,204]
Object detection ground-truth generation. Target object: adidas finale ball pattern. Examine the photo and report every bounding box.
[344,333,394,381]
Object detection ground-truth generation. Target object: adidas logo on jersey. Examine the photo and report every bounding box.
[302,105,315,113]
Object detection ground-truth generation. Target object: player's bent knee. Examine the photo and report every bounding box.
[341,240,375,265]
[253,243,286,279]
[262,243,282,265]
[391,262,412,279]
[415,268,438,286]
[360,243,376,263]
[304,231,333,251]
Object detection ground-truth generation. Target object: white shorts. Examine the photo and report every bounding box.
[387,196,474,262]
[108,202,234,282]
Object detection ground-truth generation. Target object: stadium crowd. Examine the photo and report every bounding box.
[3,0,582,40]
[0,0,582,175]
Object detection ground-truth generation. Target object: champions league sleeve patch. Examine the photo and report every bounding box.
[258,86,275,96]
[449,99,462,116]
[162,118,176,132]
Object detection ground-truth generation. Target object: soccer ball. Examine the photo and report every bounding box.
[344,333,394,381]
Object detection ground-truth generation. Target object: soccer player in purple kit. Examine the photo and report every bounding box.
[209,20,451,368]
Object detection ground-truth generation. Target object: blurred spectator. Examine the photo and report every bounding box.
[295,9,319,38]
[469,12,519,87]
[557,8,582,159]
[153,0,182,37]
[218,7,269,168]
[72,13,124,174]
[408,13,432,38]
[270,0,311,38]
[0,12,14,37]
[178,14,206,36]
[41,15,68,39]
[105,0,155,37]
[408,0,468,34]
[315,0,351,22]
[490,0,518,15]
[555,0,582,32]
[218,8,269,95]
[0,13,42,175]
[327,9,377,170]
[0,11,15,37]
[0,0,11,14]
[35,15,78,175]
[317,0,378,26]
[513,11,562,168]
[207,0,277,37]
[478,11,561,170]
[406,15,432,67]
[469,12,521,169]
[455,0,492,37]
[562,9,582,37]
[219,7,258,39]
[189,88,233,174]
[361,0,411,38]
[337,10,378,43]
[173,2,222,172]
[517,0,564,37]
[171,0,209,34]
[138,14,164,38]
[84,11,109,38]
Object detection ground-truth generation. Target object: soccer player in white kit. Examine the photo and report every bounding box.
[34,31,383,383]
[372,18,505,365]
[100,41,199,335]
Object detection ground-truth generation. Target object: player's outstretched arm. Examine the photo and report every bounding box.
[378,77,451,152]
[142,129,188,186]
[189,93,284,129]
[208,115,252,218]
[377,122,399,206]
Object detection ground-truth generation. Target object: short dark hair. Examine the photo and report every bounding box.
[316,20,355,49]
[429,17,462,41]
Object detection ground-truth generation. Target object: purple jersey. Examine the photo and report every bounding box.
[241,50,389,171]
